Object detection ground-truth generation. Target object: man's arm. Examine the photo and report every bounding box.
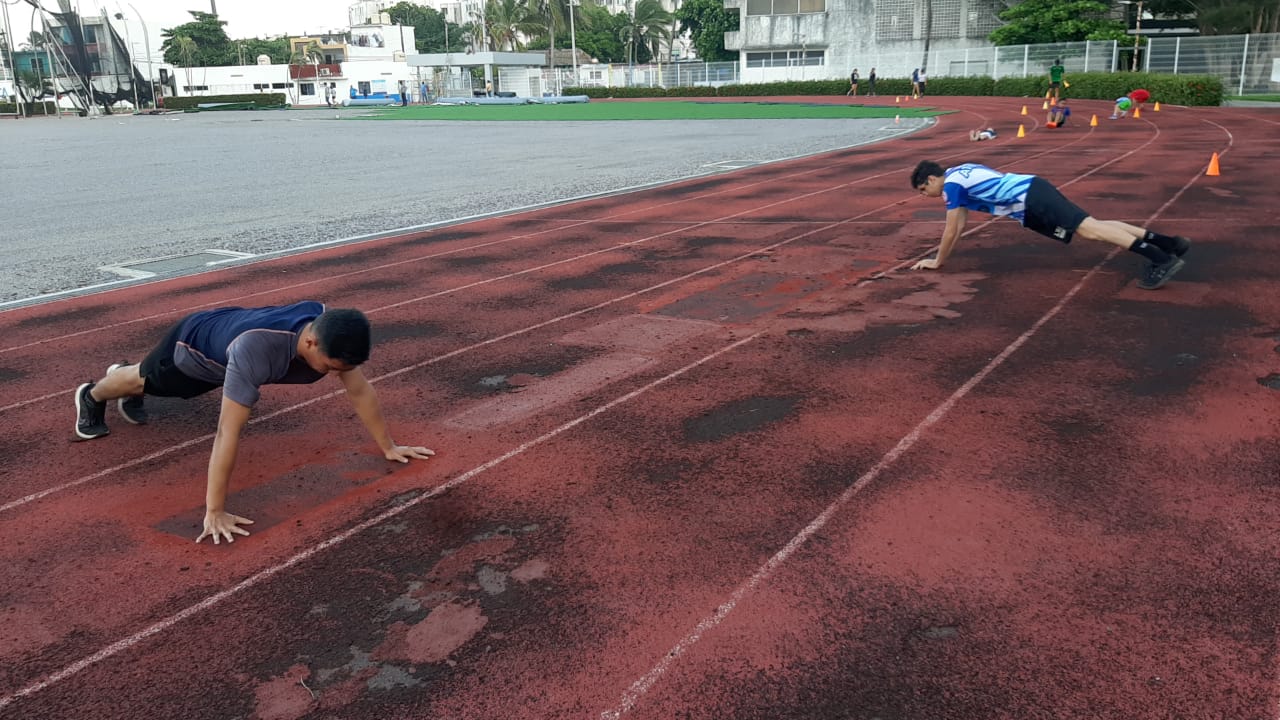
[913,207,968,270]
[339,367,436,463]
[197,395,255,544]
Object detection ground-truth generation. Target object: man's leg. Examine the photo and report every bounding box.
[1076,217,1190,289]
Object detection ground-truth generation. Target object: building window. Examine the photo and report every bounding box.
[271,82,289,88]
[301,82,316,95]
[745,0,824,15]
[358,80,371,95]
[745,50,825,68]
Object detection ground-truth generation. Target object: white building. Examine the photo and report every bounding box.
[723,0,1006,83]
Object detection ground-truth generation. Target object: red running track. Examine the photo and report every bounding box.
[1,96,1279,719]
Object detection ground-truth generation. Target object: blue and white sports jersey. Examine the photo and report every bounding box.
[943,164,1036,221]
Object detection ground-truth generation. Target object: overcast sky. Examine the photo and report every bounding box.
[6,1,360,60]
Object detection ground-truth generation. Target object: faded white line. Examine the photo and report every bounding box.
[601,122,1223,720]
[0,333,762,712]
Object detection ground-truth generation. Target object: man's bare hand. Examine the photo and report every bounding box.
[912,257,942,270]
[385,445,436,464]
[197,510,254,544]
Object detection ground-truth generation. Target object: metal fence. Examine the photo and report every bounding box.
[1147,33,1280,95]
[531,34,1279,95]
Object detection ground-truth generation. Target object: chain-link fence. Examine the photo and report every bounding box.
[520,34,1279,96]
[1147,33,1280,95]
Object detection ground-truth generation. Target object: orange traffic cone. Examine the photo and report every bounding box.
[1154,101,1161,111]
[1090,114,1098,127]
[1206,153,1220,176]
[1134,106,1141,119]
[896,96,901,103]
[1017,124,1026,138]
[1050,97,1057,106]
[1042,100,1049,110]
[1021,105,1027,115]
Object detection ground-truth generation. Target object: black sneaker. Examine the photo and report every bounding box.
[107,362,147,425]
[1137,256,1186,290]
[75,382,109,440]
[1170,235,1191,257]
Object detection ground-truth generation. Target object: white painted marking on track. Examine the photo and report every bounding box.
[0,333,761,713]
[599,129,1229,719]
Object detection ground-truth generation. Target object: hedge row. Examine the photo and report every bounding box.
[0,101,61,115]
[161,93,288,110]
[565,72,1224,106]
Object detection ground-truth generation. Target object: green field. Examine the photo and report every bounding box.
[364,100,944,121]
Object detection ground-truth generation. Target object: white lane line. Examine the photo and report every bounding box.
[599,130,1226,720]
[0,333,762,713]
[0,126,1150,505]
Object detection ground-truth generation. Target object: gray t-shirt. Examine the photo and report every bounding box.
[173,302,327,407]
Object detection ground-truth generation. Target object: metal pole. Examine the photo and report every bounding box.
[1238,33,1249,96]
[1084,41,1089,72]
[1022,43,1028,78]
[2,0,24,116]
[1136,0,1146,71]
[569,0,577,88]
[126,3,151,107]
[38,11,61,117]
[1173,36,1180,74]
[113,13,139,110]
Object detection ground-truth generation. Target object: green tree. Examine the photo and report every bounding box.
[574,3,627,62]
[989,0,1125,45]
[485,0,539,51]
[387,2,466,52]
[160,11,233,66]
[618,0,671,65]
[675,0,738,61]
[235,37,291,64]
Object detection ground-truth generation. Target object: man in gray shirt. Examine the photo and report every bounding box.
[75,302,435,544]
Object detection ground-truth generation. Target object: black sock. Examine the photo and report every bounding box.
[1142,230,1178,252]
[1129,239,1171,264]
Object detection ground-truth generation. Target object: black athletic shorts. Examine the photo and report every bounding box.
[1022,177,1089,243]
[140,318,222,399]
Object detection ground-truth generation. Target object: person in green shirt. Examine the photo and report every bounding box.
[1048,59,1066,102]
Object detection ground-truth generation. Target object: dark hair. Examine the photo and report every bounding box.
[910,160,945,189]
[312,308,371,366]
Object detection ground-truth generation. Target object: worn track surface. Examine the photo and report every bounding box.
[2,96,1278,720]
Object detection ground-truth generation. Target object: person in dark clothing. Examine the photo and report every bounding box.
[74,303,435,545]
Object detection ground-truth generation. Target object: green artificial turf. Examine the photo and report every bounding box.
[361,100,944,121]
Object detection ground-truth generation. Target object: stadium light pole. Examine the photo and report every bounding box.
[568,0,577,87]
[113,12,139,109]
[125,2,153,106]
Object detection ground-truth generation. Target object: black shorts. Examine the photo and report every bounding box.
[140,319,223,399]
[1022,177,1089,243]
[1049,81,1062,89]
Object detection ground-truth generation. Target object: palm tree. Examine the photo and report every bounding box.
[171,35,197,91]
[619,0,672,66]
[486,0,536,51]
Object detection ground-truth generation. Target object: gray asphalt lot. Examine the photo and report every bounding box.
[0,107,918,306]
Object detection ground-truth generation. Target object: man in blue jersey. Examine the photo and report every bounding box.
[909,160,1190,290]
[74,302,435,544]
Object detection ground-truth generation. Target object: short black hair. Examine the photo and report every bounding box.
[910,160,945,189]
[312,308,371,366]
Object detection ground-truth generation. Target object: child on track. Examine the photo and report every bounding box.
[1046,99,1071,128]
[1111,88,1151,119]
